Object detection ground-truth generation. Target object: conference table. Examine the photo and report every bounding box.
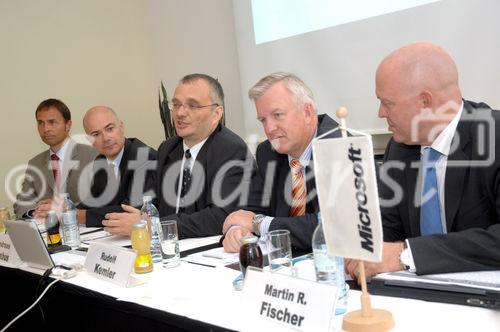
[2,238,499,332]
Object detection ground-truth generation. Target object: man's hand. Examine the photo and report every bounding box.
[223,226,252,253]
[222,209,255,234]
[33,198,54,220]
[345,242,405,280]
[102,204,141,236]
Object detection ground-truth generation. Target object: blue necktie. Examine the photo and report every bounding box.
[420,147,443,235]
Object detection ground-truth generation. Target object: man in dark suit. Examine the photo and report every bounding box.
[77,106,157,227]
[14,98,97,219]
[346,42,500,277]
[222,72,340,252]
[103,74,255,238]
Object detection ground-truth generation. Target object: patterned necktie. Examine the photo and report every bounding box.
[50,153,60,188]
[289,159,306,217]
[179,150,192,211]
[420,147,443,235]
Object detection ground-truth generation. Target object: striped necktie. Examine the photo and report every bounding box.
[289,159,306,217]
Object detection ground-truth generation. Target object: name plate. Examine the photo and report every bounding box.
[84,242,136,287]
[242,268,338,332]
[0,233,21,267]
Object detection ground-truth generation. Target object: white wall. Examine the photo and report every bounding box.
[233,0,500,138]
[147,0,244,136]
[0,0,243,211]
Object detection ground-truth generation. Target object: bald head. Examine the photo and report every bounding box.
[377,42,462,103]
[83,106,125,160]
[83,106,119,132]
[376,43,463,145]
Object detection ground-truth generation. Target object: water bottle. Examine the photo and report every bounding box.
[312,212,348,315]
[141,196,162,263]
[60,193,80,249]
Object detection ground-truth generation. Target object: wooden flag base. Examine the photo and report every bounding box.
[342,308,394,332]
[342,261,395,332]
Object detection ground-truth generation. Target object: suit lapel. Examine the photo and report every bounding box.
[444,108,472,231]
[158,140,183,215]
[117,139,132,191]
[275,156,291,216]
[405,150,422,237]
[59,140,77,191]
[42,150,56,192]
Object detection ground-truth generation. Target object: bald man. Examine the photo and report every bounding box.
[346,42,500,278]
[77,106,157,226]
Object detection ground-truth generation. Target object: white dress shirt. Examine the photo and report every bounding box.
[405,101,464,271]
[175,138,208,213]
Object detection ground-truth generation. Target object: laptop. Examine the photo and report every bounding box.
[368,272,500,310]
[4,219,57,270]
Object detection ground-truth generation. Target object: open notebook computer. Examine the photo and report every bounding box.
[368,271,500,310]
[4,219,57,270]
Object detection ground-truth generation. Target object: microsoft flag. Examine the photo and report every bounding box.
[312,135,383,262]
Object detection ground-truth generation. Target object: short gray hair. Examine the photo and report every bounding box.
[248,72,316,111]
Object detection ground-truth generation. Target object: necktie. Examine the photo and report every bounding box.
[50,154,60,188]
[420,147,443,235]
[108,162,118,192]
[179,150,192,211]
[289,159,306,217]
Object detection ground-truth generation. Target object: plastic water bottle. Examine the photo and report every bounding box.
[312,212,348,315]
[61,193,80,249]
[141,196,162,263]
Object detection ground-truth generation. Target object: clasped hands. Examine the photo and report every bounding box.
[102,204,142,236]
[222,209,256,253]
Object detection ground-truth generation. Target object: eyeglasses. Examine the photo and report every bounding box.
[168,101,219,112]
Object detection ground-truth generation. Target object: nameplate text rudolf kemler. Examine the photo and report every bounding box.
[84,242,136,287]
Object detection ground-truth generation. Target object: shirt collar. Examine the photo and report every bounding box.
[287,129,318,167]
[421,101,464,157]
[108,145,124,167]
[183,137,209,161]
[50,138,70,162]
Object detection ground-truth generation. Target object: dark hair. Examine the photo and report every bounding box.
[180,73,225,109]
[35,98,71,122]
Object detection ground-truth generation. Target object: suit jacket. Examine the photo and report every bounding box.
[246,114,340,250]
[380,100,500,274]
[156,124,255,239]
[80,138,157,226]
[14,139,98,218]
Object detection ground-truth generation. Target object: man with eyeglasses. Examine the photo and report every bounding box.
[77,106,157,226]
[103,74,255,238]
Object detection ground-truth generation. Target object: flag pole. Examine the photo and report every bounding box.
[336,107,394,332]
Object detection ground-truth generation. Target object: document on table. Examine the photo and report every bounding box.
[52,250,87,266]
[80,229,113,243]
[182,247,239,267]
[178,235,221,252]
[376,270,500,291]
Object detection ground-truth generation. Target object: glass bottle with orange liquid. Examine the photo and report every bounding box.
[131,221,153,273]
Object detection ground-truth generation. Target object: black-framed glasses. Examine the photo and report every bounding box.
[168,101,219,112]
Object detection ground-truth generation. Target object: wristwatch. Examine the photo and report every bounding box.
[252,214,265,236]
[399,242,411,270]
